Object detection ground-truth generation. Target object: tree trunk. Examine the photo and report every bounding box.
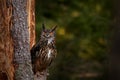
[0,0,35,80]
[11,0,34,80]
[109,0,120,80]
[0,0,14,80]
[27,0,35,49]
[0,0,48,80]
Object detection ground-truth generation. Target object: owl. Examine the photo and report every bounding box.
[31,24,57,74]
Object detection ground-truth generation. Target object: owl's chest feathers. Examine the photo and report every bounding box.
[46,43,55,59]
[47,49,51,58]
[40,39,56,60]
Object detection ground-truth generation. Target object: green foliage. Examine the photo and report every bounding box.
[35,0,111,80]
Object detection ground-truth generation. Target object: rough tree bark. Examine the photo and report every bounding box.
[0,0,47,80]
[11,0,34,80]
[109,0,120,80]
[0,0,35,80]
[0,0,14,80]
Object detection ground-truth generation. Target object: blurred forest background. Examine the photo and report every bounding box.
[35,0,111,80]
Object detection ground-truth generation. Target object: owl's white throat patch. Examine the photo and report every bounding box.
[48,38,53,44]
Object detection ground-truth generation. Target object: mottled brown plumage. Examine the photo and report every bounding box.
[31,24,57,74]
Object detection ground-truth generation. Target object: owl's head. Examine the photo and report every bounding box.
[40,24,57,43]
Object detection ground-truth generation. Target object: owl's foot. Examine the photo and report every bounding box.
[39,69,49,76]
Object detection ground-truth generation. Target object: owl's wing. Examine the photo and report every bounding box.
[31,42,41,64]
[30,40,48,64]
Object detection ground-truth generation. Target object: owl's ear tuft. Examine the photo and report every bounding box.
[51,25,57,32]
[42,23,45,31]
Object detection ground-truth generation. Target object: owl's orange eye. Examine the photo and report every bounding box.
[42,32,45,34]
[50,32,53,35]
